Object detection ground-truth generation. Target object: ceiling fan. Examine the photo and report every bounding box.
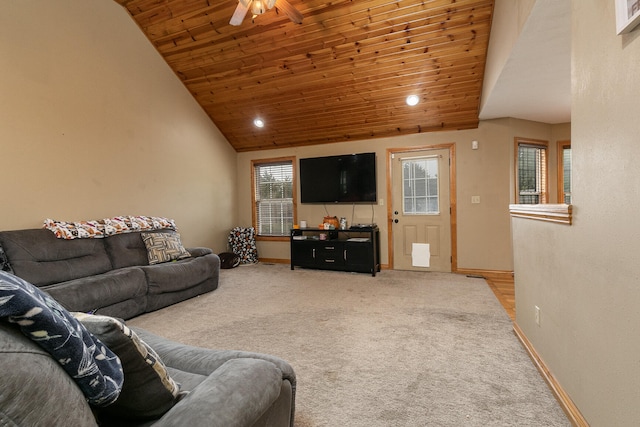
[230,0,303,26]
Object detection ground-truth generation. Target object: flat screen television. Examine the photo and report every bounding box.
[299,152,377,203]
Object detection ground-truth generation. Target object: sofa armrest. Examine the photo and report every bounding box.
[152,358,282,427]
[185,247,213,257]
[132,328,296,388]
[133,328,296,426]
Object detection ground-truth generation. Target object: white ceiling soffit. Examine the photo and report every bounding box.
[479,0,571,124]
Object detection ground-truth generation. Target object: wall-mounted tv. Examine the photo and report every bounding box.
[299,152,377,203]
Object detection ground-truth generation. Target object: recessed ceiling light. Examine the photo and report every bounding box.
[406,95,420,106]
[253,118,265,128]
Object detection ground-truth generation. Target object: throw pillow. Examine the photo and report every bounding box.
[228,227,258,264]
[0,271,123,406]
[0,244,13,274]
[141,232,191,265]
[73,313,182,420]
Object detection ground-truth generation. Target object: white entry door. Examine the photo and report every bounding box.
[391,148,451,272]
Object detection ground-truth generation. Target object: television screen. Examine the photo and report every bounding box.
[299,152,377,203]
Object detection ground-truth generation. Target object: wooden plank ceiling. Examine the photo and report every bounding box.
[114,0,494,152]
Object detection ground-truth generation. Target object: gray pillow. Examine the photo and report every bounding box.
[74,313,183,420]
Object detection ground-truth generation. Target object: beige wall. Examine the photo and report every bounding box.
[512,1,640,424]
[0,0,572,273]
[237,118,569,271]
[0,0,237,252]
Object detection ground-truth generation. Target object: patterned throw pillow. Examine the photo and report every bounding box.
[73,313,183,420]
[228,227,258,264]
[0,271,123,406]
[141,232,191,265]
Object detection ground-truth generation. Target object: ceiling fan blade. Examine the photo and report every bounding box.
[230,0,251,26]
[276,0,303,24]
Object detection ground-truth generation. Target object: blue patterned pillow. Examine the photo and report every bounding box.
[0,271,123,406]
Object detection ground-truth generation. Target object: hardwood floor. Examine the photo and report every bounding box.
[483,272,515,321]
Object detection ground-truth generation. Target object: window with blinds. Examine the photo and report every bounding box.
[516,139,548,204]
[558,141,572,204]
[252,159,295,237]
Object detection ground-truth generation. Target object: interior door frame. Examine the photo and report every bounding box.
[386,143,458,272]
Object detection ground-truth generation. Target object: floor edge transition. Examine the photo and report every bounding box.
[513,322,588,427]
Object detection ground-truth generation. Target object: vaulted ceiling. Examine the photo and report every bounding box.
[114,0,494,152]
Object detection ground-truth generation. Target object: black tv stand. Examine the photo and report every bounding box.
[349,224,376,230]
[290,227,380,276]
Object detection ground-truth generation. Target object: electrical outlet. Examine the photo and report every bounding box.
[535,305,540,326]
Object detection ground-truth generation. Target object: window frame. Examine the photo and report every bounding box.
[557,140,571,204]
[514,137,549,204]
[251,157,297,242]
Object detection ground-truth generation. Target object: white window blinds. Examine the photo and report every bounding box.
[254,161,294,236]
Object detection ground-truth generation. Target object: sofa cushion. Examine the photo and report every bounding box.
[141,232,191,265]
[0,228,112,286]
[147,359,284,427]
[142,254,217,295]
[0,271,123,406]
[103,230,173,269]
[0,324,100,426]
[40,267,147,314]
[74,313,182,420]
[0,243,13,274]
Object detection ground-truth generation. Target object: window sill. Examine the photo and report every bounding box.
[256,235,290,242]
[509,204,572,225]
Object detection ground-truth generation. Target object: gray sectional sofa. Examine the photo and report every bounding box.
[0,319,296,427]
[0,227,219,319]
[0,227,297,427]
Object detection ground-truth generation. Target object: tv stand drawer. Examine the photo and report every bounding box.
[317,242,344,267]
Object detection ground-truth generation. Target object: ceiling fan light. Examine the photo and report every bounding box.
[251,0,266,14]
[239,0,251,7]
[406,94,420,106]
[254,118,265,128]
[266,0,277,9]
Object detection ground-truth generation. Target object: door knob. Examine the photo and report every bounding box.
[394,211,399,215]
[394,219,399,223]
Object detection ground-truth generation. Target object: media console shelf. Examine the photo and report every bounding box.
[290,227,380,276]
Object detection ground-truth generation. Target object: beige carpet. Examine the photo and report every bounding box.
[127,263,570,427]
